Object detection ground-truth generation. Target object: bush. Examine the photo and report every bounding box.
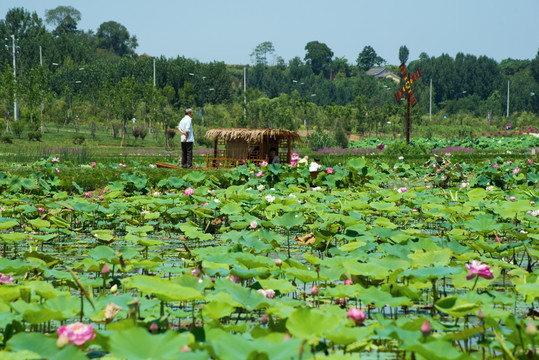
[72,135,86,145]
[111,121,122,139]
[383,141,429,157]
[334,127,349,149]
[1,135,12,144]
[308,129,336,151]
[11,120,25,139]
[27,131,42,142]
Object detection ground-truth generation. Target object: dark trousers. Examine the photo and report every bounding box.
[181,141,193,168]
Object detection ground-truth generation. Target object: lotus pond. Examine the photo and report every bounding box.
[0,155,538,359]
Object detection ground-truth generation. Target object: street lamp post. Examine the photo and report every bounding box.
[189,73,207,127]
[5,35,19,122]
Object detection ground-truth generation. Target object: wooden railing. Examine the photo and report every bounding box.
[205,154,266,168]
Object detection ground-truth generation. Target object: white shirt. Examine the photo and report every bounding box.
[178,115,194,142]
[309,162,322,172]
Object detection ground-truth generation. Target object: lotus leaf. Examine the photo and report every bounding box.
[435,296,481,317]
[122,275,203,302]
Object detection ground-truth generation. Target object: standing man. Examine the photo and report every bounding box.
[178,108,194,168]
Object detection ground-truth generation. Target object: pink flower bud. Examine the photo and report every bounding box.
[191,268,201,277]
[347,307,366,326]
[478,309,484,320]
[180,345,191,352]
[261,313,268,324]
[275,258,282,266]
[421,320,431,336]
[311,284,318,295]
[344,279,353,285]
[101,264,110,275]
[150,322,158,333]
[84,192,91,198]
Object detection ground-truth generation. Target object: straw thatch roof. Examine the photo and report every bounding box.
[205,128,300,142]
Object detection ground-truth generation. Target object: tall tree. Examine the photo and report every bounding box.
[398,45,409,64]
[0,62,15,132]
[531,49,539,85]
[21,66,48,129]
[97,21,138,57]
[357,45,385,71]
[112,76,139,146]
[250,42,275,66]
[45,6,81,35]
[304,41,333,76]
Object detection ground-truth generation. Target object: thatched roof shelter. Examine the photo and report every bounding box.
[204,128,299,168]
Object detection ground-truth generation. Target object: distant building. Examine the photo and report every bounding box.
[366,67,400,83]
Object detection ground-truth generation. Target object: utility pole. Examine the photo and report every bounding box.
[506,80,510,120]
[243,67,247,120]
[11,35,18,122]
[429,79,432,122]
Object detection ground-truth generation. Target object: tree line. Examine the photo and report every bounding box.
[0,6,538,147]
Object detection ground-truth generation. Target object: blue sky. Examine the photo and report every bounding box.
[3,0,538,65]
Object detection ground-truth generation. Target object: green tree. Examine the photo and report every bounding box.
[250,41,275,66]
[531,49,539,84]
[304,41,333,76]
[45,5,81,35]
[356,45,385,72]
[97,21,138,57]
[398,45,409,65]
[0,62,15,132]
[112,76,139,146]
[20,66,48,131]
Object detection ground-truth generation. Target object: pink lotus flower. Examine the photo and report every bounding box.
[37,207,45,214]
[226,274,240,283]
[256,171,264,178]
[181,345,191,352]
[512,167,520,175]
[531,201,535,205]
[466,260,494,280]
[311,284,318,295]
[492,164,499,168]
[261,313,268,324]
[183,187,195,196]
[99,195,104,201]
[344,279,353,285]
[150,322,158,333]
[426,185,431,190]
[119,163,125,168]
[84,192,91,198]
[202,202,209,206]
[291,152,300,160]
[191,267,201,277]
[397,187,408,193]
[290,160,297,166]
[51,157,60,163]
[0,273,14,284]
[101,264,110,275]
[421,320,431,336]
[91,161,97,167]
[528,159,534,164]
[249,220,258,229]
[56,322,96,347]
[347,307,366,326]
[55,168,60,174]
[257,289,275,299]
[509,196,516,201]
[149,164,155,168]
[260,161,268,167]
[326,167,334,174]
[275,258,282,266]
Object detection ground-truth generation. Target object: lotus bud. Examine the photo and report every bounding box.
[347,307,366,326]
[150,322,158,333]
[191,267,201,277]
[101,264,110,275]
[526,321,537,336]
[275,258,282,266]
[284,333,291,341]
[344,279,353,285]
[421,320,431,336]
[110,284,118,293]
[180,345,191,352]
[311,284,319,295]
[478,309,484,320]
[56,335,69,348]
[261,313,268,324]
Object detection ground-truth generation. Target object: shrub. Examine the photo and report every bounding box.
[308,129,336,151]
[11,120,25,139]
[334,127,349,149]
[1,135,12,143]
[111,121,122,139]
[27,131,42,142]
[72,135,86,145]
[383,141,429,157]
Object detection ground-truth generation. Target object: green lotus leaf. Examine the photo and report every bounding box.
[202,300,236,320]
[122,275,203,302]
[343,260,390,280]
[87,245,116,262]
[467,188,487,200]
[6,333,81,359]
[10,300,65,324]
[463,214,502,235]
[43,295,80,320]
[370,201,397,211]
[435,296,480,317]
[231,267,270,279]
[325,326,374,346]
[27,219,50,229]
[28,233,58,242]
[109,327,193,360]
[257,279,296,294]
[338,241,367,252]
[409,248,453,268]
[284,267,318,283]
[91,230,114,242]
[234,253,274,268]
[0,233,27,243]
[125,225,154,235]
[402,265,460,280]
[0,220,19,230]
[214,278,269,311]
[286,307,340,342]
[220,202,243,215]
[359,286,412,308]
[0,286,20,302]
[325,284,363,298]
[405,338,467,360]
[515,283,539,302]
[272,212,305,230]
